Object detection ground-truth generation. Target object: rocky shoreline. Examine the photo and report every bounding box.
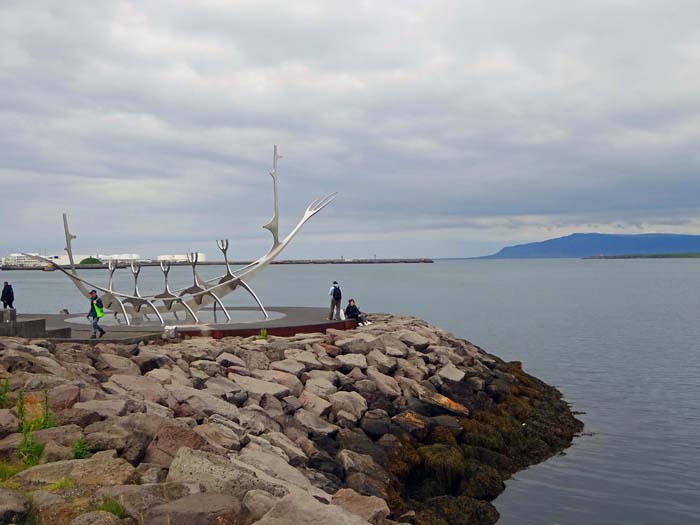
[0,314,583,524]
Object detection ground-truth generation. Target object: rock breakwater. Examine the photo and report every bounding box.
[0,314,582,524]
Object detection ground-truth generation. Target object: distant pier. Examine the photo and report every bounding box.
[0,258,434,271]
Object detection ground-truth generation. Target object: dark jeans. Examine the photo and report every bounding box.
[2,301,13,309]
[329,298,341,320]
[348,313,367,324]
[91,317,105,335]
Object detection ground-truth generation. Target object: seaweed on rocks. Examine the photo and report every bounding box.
[0,316,582,525]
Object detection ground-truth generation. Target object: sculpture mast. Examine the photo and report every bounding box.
[263,145,282,248]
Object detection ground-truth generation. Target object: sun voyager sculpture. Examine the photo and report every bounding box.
[26,146,336,326]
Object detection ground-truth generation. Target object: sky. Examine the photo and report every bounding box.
[1,1,699,259]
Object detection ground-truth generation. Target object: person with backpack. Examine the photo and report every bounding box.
[87,289,106,339]
[328,281,342,320]
[1,282,14,309]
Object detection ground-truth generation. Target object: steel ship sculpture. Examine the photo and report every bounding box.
[25,146,336,325]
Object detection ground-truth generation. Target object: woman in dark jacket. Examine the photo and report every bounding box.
[1,282,14,309]
[344,298,371,326]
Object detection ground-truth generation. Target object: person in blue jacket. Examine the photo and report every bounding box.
[345,298,371,326]
[87,289,106,339]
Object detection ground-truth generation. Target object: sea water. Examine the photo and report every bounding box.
[2,259,699,524]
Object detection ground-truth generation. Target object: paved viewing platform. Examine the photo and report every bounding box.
[11,307,357,342]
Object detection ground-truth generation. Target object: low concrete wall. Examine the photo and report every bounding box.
[0,318,48,338]
[0,309,17,323]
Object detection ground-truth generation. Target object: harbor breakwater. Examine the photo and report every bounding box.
[1,259,434,271]
[0,314,582,524]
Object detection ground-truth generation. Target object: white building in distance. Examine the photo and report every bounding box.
[98,254,143,264]
[157,253,207,263]
[2,253,144,267]
[1,253,95,267]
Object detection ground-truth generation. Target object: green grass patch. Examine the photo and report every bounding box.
[0,480,22,490]
[93,498,128,519]
[0,461,23,481]
[38,389,57,430]
[0,378,9,409]
[72,438,90,459]
[46,477,75,492]
[18,431,44,467]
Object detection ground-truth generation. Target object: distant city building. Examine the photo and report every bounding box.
[2,253,42,267]
[1,253,95,267]
[1,253,146,267]
[157,253,207,263]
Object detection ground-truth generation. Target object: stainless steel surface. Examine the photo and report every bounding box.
[25,146,336,325]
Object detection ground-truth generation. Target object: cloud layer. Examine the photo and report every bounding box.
[1,1,699,258]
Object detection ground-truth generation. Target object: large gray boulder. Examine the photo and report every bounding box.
[145,493,243,525]
[437,362,466,383]
[336,354,368,372]
[229,374,290,399]
[94,481,204,521]
[366,367,401,398]
[332,488,391,525]
[103,374,173,406]
[12,454,137,488]
[0,488,30,524]
[283,349,322,371]
[215,351,246,368]
[294,408,340,437]
[242,489,278,522]
[253,492,370,525]
[299,390,332,416]
[143,424,216,466]
[166,447,329,502]
[328,391,368,421]
[165,383,240,421]
[366,349,397,374]
[73,398,130,418]
[303,377,337,399]
[269,359,306,377]
[254,370,303,398]
[375,334,409,357]
[69,511,122,525]
[261,432,308,467]
[194,422,242,452]
[0,409,20,438]
[334,334,377,355]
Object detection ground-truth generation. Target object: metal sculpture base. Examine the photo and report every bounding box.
[65,308,286,327]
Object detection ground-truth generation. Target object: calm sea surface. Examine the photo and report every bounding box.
[2,259,699,524]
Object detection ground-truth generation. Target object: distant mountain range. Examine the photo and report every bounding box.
[482,233,700,259]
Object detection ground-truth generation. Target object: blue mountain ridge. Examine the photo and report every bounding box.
[482,233,700,259]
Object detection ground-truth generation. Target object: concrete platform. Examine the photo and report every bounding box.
[18,307,357,342]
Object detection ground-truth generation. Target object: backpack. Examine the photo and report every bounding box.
[332,286,342,300]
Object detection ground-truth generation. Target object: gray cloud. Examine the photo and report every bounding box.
[1,0,699,258]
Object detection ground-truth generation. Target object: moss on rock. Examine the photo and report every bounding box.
[416,444,466,491]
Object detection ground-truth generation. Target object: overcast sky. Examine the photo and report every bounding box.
[1,1,699,259]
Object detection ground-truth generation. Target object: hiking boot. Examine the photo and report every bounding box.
[99,330,106,338]
[89,334,97,339]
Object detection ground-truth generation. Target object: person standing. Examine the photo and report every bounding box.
[328,281,342,320]
[1,282,14,309]
[87,289,106,339]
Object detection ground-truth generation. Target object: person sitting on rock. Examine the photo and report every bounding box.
[345,298,371,326]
